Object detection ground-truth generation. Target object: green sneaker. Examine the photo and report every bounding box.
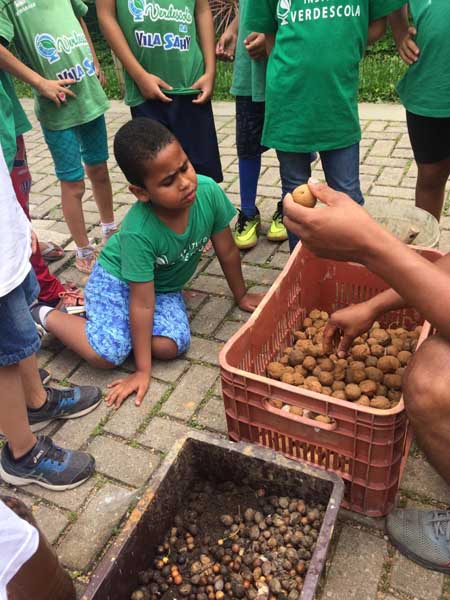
[233,209,261,250]
[267,202,288,242]
[386,509,450,573]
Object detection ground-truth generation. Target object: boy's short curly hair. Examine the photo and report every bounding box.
[113,118,176,187]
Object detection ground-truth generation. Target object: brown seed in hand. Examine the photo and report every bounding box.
[292,184,317,208]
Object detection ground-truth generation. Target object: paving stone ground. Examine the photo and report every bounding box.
[1,100,449,599]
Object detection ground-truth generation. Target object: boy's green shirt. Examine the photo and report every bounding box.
[116,0,205,106]
[397,0,450,118]
[230,0,267,102]
[98,175,236,293]
[0,77,17,171]
[0,0,109,130]
[0,71,31,138]
[245,0,405,153]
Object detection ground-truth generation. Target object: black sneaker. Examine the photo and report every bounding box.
[39,368,51,385]
[0,436,95,490]
[28,385,102,432]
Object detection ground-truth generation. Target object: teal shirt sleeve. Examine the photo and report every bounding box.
[244,0,278,34]
[210,185,237,235]
[369,0,407,21]
[120,232,156,283]
[70,0,88,19]
[0,6,14,43]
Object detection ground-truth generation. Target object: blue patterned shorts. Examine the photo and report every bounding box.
[85,263,191,366]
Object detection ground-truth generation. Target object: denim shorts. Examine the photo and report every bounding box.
[85,263,191,366]
[0,270,40,366]
[42,115,109,181]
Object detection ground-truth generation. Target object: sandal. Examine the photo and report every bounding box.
[40,241,65,263]
[56,282,85,315]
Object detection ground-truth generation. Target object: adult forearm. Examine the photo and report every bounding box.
[366,240,450,340]
[129,305,153,373]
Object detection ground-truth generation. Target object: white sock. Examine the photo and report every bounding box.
[101,222,117,236]
[38,306,55,328]
[76,245,94,259]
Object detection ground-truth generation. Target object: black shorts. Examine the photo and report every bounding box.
[235,96,269,160]
[131,96,223,183]
[406,111,450,164]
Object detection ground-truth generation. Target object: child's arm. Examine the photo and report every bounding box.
[105,281,154,410]
[244,33,267,60]
[192,0,216,104]
[212,227,264,312]
[216,14,239,62]
[367,18,387,45]
[265,32,275,55]
[78,17,106,87]
[390,6,420,65]
[0,44,76,106]
[96,0,172,102]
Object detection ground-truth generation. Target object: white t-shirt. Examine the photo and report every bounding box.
[0,500,39,600]
[0,143,32,298]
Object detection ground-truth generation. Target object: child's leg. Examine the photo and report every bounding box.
[0,364,37,459]
[415,158,450,221]
[60,179,90,247]
[406,111,450,221]
[79,116,116,238]
[320,143,364,206]
[276,150,314,251]
[152,291,191,359]
[18,354,47,410]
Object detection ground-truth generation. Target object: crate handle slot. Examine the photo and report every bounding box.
[262,398,337,431]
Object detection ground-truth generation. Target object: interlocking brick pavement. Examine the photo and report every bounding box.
[1,100,449,598]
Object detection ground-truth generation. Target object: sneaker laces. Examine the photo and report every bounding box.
[272,202,283,223]
[35,437,67,466]
[235,210,252,234]
[430,511,450,542]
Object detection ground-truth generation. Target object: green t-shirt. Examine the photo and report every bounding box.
[116,0,205,106]
[0,71,31,137]
[397,0,450,118]
[245,0,405,152]
[98,175,236,292]
[0,0,110,130]
[0,77,17,171]
[230,0,267,102]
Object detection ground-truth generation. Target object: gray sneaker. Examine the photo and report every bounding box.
[386,509,450,573]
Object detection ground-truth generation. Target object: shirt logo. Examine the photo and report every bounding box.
[277,0,291,26]
[128,0,193,25]
[35,31,88,64]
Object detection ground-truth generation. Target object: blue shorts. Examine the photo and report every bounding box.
[42,115,109,182]
[0,271,40,366]
[131,96,223,183]
[85,263,191,366]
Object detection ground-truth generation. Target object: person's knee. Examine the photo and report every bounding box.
[417,162,450,189]
[62,179,85,201]
[403,357,447,423]
[152,336,178,360]
[86,162,109,185]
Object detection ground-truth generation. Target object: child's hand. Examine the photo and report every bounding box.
[94,60,107,87]
[398,26,420,65]
[105,371,150,410]
[216,29,237,62]
[244,33,267,60]
[137,73,173,103]
[238,292,265,313]
[35,77,76,107]
[192,73,215,104]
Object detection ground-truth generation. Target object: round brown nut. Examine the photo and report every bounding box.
[388,389,402,404]
[292,373,304,386]
[288,350,305,367]
[309,309,321,320]
[292,184,317,208]
[377,383,388,396]
[315,414,332,424]
[365,355,379,367]
[370,344,385,358]
[281,373,295,385]
[322,386,332,396]
[398,350,412,366]
[359,379,378,397]
[267,362,285,380]
[385,345,399,357]
[319,358,334,372]
[365,366,384,383]
[332,380,345,391]
[371,328,391,346]
[383,373,402,389]
[345,383,361,401]
[303,356,317,372]
[318,371,334,387]
[370,396,391,409]
[377,356,400,373]
[351,344,370,360]
[303,317,313,328]
[332,390,346,400]
[346,367,366,384]
[349,360,366,370]
[356,395,370,406]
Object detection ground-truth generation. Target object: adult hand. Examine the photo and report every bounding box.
[216,29,237,62]
[238,292,265,313]
[137,72,173,103]
[192,72,214,104]
[105,371,150,410]
[35,77,76,107]
[283,179,385,264]
[398,26,420,65]
[323,303,378,357]
[244,32,267,60]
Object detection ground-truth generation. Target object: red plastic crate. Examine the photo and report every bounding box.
[219,244,441,516]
